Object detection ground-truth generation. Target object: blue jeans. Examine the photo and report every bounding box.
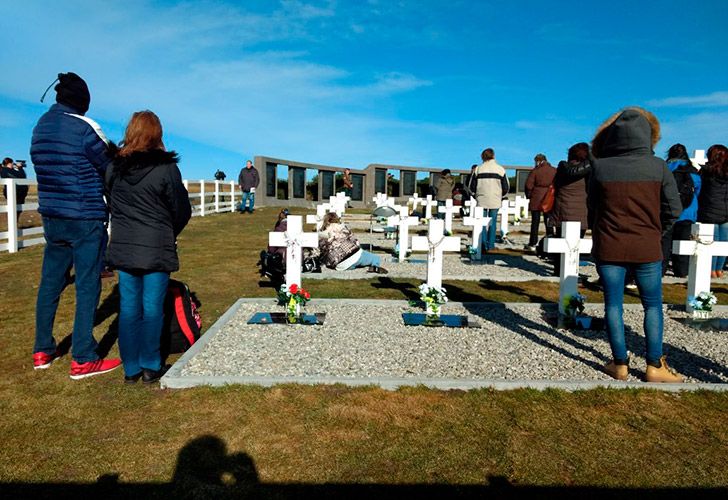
[349,250,381,269]
[597,260,663,364]
[35,218,106,363]
[713,222,728,271]
[241,191,255,212]
[118,270,170,376]
[480,208,499,253]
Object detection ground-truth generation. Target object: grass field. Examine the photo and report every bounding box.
[1,208,727,497]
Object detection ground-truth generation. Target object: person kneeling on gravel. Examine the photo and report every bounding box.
[318,213,388,274]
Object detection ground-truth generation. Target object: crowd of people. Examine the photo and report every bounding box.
[19,71,727,385]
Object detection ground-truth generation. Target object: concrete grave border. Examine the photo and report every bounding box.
[161,299,728,392]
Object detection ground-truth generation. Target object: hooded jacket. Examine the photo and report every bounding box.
[697,164,728,225]
[550,159,591,228]
[588,109,682,263]
[668,159,701,223]
[105,150,191,273]
[434,174,454,201]
[524,161,556,211]
[30,103,112,220]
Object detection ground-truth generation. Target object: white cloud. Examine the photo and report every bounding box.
[648,91,728,108]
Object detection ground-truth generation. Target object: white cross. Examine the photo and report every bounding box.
[268,215,319,289]
[515,195,529,220]
[499,199,519,237]
[387,206,420,261]
[372,192,390,207]
[462,207,492,261]
[408,193,422,213]
[328,193,349,216]
[463,198,478,218]
[543,221,593,315]
[411,219,461,289]
[437,199,459,234]
[691,149,707,169]
[673,222,728,312]
[305,203,333,231]
[423,194,438,220]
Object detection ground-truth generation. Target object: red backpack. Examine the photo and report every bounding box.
[162,279,202,355]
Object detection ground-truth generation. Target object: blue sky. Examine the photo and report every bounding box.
[1,0,726,180]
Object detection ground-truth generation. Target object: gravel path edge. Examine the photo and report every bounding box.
[161,299,728,392]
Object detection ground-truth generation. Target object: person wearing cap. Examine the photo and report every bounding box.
[30,72,121,379]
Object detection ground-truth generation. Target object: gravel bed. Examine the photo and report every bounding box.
[181,301,728,384]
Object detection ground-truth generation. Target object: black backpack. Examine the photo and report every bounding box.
[672,164,696,209]
[161,280,202,356]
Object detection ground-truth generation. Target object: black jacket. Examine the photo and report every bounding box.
[697,166,728,225]
[106,150,191,273]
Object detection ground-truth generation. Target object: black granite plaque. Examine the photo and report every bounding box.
[402,313,474,328]
[375,168,387,194]
[351,173,364,201]
[266,163,277,197]
[321,171,335,199]
[248,312,326,325]
[292,167,305,199]
[401,170,416,196]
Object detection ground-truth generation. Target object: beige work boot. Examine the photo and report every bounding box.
[645,356,683,383]
[603,360,629,381]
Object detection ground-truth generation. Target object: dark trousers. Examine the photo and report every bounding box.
[666,220,693,277]
[529,210,543,246]
[34,217,105,362]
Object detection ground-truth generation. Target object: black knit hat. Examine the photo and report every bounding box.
[55,72,90,114]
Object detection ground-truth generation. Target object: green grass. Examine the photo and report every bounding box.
[1,208,727,494]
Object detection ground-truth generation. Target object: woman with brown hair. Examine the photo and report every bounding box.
[697,144,728,277]
[319,213,387,273]
[589,107,683,383]
[105,111,191,384]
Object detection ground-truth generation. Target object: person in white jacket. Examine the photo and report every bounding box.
[474,148,509,256]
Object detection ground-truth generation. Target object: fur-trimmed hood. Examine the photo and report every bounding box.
[592,107,660,158]
[112,149,179,185]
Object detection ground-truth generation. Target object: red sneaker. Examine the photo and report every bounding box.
[69,358,121,380]
[33,351,59,370]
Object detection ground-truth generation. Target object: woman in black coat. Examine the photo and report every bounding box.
[106,111,191,383]
[697,144,728,278]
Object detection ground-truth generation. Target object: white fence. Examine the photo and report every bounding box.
[0,179,242,253]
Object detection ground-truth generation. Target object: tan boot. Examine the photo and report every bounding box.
[645,356,683,383]
[603,360,629,381]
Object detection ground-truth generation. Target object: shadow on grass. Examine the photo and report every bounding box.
[2,434,725,499]
[57,284,120,358]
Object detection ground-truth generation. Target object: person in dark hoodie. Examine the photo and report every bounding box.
[697,144,728,278]
[105,110,191,384]
[663,143,701,277]
[589,107,683,383]
[549,143,592,275]
[30,72,122,379]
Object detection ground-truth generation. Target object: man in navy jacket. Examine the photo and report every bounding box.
[30,72,121,379]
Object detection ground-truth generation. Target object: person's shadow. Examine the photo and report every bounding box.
[57,284,120,358]
[171,435,260,499]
